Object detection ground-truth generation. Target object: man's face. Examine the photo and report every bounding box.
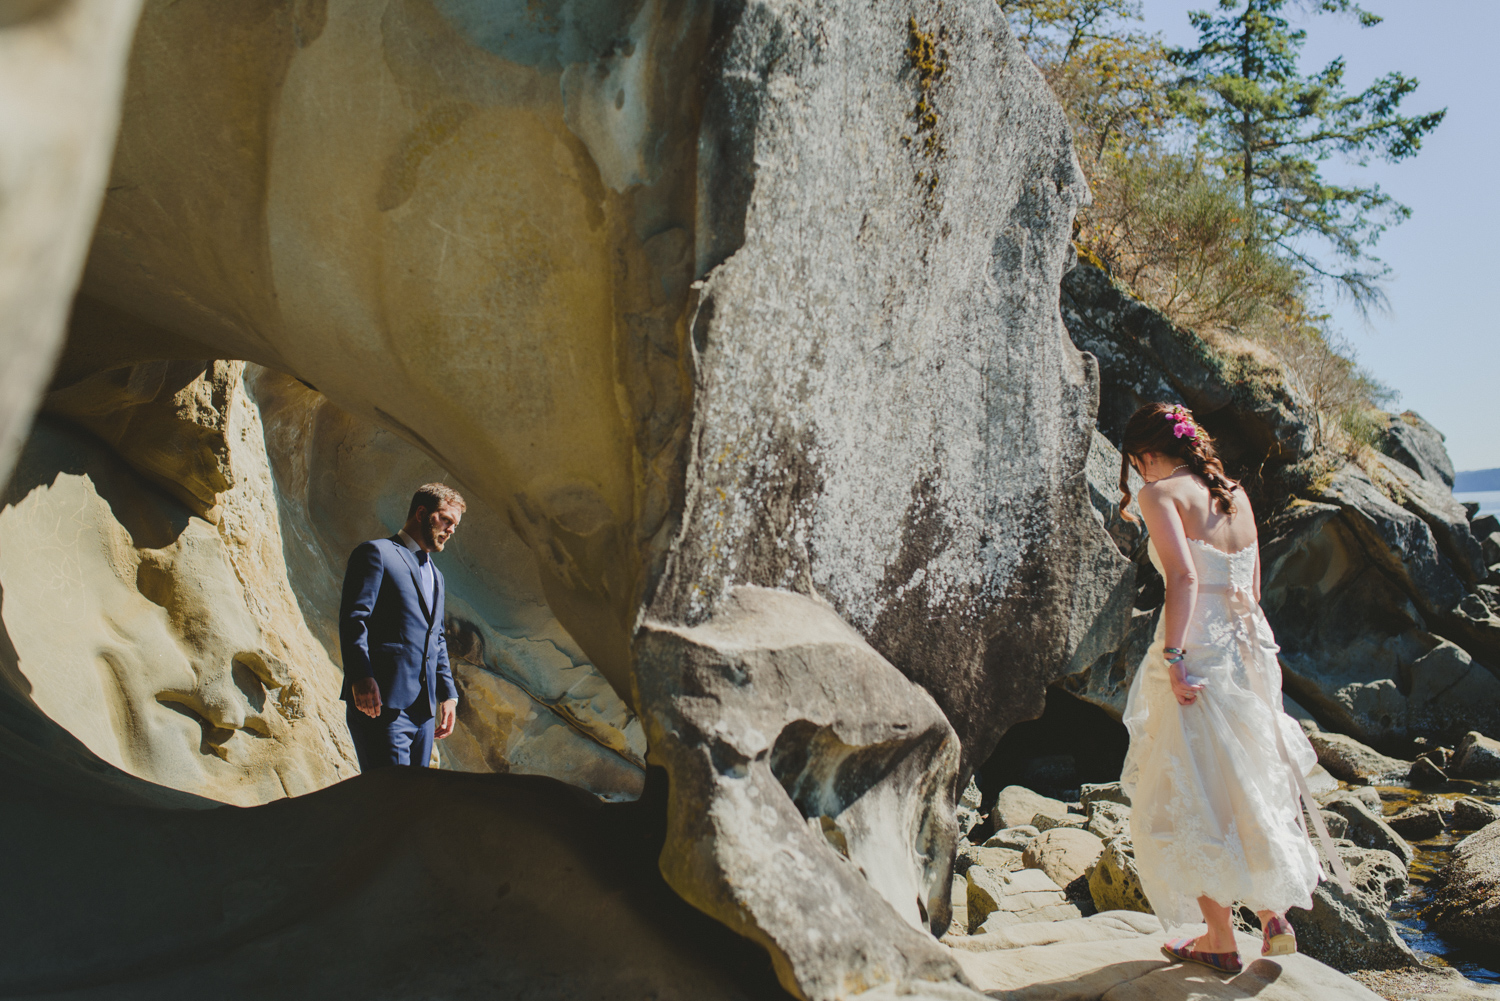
[420,501,464,552]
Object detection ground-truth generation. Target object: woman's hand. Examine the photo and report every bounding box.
[1169,662,1204,706]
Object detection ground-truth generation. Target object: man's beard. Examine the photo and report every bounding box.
[420,511,450,551]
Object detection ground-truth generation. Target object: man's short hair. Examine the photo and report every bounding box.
[408,482,466,519]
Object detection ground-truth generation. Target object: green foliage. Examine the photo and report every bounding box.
[1001,0,1428,454]
[1171,0,1446,311]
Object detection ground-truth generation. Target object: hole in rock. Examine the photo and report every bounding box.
[978,685,1128,803]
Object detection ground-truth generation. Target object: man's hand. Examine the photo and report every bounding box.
[435,698,458,739]
[352,677,383,718]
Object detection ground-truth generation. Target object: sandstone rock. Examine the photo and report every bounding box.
[1430,821,1500,953]
[1260,485,1500,748]
[1339,843,1411,909]
[957,845,1024,876]
[1088,837,1151,915]
[1060,263,1314,469]
[1348,967,1500,1001]
[948,909,1160,952]
[956,776,984,839]
[1379,411,1456,489]
[1318,784,1383,811]
[948,876,969,938]
[0,749,793,1001]
[637,587,964,998]
[1319,809,1351,839]
[248,371,647,799]
[1086,801,1131,841]
[1410,755,1451,787]
[1080,781,1132,810]
[994,785,1071,831]
[1306,763,1341,797]
[1288,843,1419,972]
[1452,796,1500,830]
[0,0,144,485]
[953,929,1386,1000]
[1023,828,1106,892]
[0,400,356,805]
[1033,812,1088,832]
[984,826,1040,851]
[964,866,1008,933]
[1386,803,1447,840]
[0,2,1193,998]
[631,0,1129,785]
[1322,796,1415,865]
[1307,730,1412,784]
[968,866,1080,934]
[1452,731,1500,779]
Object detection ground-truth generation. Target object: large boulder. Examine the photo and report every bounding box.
[1322,795,1415,866]
[0,0,144,481]
[1429,820,1500,954]
[1261,488,1500,747]
[991,785,1072,832]
[1087,836,1150,914]
[1452,731,1500,780]
[1059,263,1313,468]
[1288,842,1418,973]
[966,866,1079,933]
[1377,411,1455,489]
[637,587,963,997]
[1306,731,1411,785]
[0,1,1153,998]
[1022,827,1106,893]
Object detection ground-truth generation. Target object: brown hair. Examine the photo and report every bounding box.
[1118,402,1238,520]
[408,482,466,519]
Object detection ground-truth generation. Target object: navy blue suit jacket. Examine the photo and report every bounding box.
[339,537,456,716]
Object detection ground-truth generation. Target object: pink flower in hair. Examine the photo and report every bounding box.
[1173,421,1197,439]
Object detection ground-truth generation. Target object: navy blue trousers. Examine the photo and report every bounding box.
[346,703,435,769]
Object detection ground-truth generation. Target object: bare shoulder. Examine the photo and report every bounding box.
[1230,481,1256,519]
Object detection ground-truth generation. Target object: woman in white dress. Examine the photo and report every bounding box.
[1116,402,1346,974]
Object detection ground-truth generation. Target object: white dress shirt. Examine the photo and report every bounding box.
[396,529,436,609]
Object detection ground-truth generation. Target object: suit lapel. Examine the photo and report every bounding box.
[389,538,435,622]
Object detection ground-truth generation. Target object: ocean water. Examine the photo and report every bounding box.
[1455,490,1500,517]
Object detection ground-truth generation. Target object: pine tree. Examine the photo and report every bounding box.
[1172,0,1445,309]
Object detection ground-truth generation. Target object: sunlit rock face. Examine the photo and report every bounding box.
[0,0,143,482]
[0,1,1131,998]
[2,363,357,804]
[247,367,647,800]
[77,0,708,695]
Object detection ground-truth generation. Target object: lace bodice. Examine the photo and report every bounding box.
[1146,536,1257,593]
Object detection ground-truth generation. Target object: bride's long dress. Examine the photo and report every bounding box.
[1120,536,1328,927]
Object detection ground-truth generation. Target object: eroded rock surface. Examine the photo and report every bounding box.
[1430,820,1500,953]
[638,587,963,998]
[1,0,1164,997]
[0,0,144,480]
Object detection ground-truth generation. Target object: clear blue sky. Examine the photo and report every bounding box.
[1135,1,1500,471]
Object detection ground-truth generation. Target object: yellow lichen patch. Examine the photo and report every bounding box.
[904,16,950,202]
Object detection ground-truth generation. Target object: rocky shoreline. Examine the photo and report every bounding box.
[947,718,1500,1001]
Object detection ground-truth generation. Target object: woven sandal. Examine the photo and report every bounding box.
[1160,936,1243,975]
[1262,914,1296,957]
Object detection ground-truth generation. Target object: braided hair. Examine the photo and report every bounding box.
[1118,402,1239,521]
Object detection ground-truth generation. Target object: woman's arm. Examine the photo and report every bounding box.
[1137,483,1203,705]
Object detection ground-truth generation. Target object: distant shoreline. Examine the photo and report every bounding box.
[1455,468,1500,492]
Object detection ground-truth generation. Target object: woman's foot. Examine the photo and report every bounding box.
[1160,936,1243,975]
[1260,914,1296,956]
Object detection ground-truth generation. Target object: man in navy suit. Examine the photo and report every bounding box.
[340,483,465,769]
